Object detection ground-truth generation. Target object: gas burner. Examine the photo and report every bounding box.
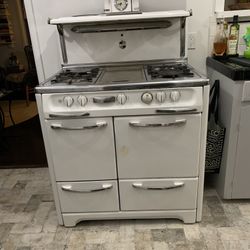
[147,64,194,79]
[51,68,100,85]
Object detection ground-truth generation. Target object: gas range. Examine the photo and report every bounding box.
[37,60,208,94]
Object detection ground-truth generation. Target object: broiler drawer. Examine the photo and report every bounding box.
[57,181,119,213]
[119,178,198,211]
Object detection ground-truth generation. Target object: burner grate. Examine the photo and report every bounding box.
[51,68,99,84]
[147,64,194,79]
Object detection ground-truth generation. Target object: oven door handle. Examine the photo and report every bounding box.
[156,108,199,114]
[51,121,107,130]
[49,113,90,119]
[61,184,113,193]
[132,182,185,190]
[129,119,186,128]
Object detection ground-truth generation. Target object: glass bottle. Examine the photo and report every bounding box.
[213,20,228,56]
[228,15,240,56]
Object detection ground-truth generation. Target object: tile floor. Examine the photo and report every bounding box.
[0,168,250,250]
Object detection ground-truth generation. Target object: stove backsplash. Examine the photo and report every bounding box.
[24,0,186,82]
[64,19,181,65]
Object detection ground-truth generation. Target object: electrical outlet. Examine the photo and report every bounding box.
[188,32,196,50]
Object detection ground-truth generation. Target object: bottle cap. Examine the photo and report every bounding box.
[233,15,239,24]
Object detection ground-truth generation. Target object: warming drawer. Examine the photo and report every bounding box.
[45,118,117,181]
[57,181,119,213]
[115,115,202,179]
[119,178,198,211]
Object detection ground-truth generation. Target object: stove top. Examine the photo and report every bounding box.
[38,60,208,93]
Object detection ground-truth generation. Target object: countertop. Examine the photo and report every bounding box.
[206,57,250,81]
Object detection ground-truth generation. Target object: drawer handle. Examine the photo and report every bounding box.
[132,182,185,190]
[51,121,107,130]
[129,119,186,128]
[93,96,116,104]
[156,108,198,114]
[61,184,113,193]
[49,113,90,119]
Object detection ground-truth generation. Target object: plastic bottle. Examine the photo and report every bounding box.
[243,27,250,59]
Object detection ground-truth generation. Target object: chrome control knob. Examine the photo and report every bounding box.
[64,96,74,107]
[156,92,166,103]
[141,92,153,104]
[78,95,88,107]
[170,91,181,102]
[117,94,127,105]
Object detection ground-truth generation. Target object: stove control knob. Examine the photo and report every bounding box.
[78,95,88,106]
[141,92,153,104]
[156,92,166,103]
[117,94,127,105]
[170,91,181,102]
[64,96,74,107]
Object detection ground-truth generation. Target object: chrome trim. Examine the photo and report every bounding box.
[132,182,185,190]
[57,25,68,64]
[50,121,107,130]
[180,17,186,58]
[61,58,188,69]
[49,113,90,119]
[156,108,199,114]
[61,184,113,193]
[71,20,172,33]
[129,119,187,128]
[93,96,116,104]
[36,79,209,94]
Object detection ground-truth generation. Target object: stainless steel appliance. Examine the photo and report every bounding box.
[32,6,209,227]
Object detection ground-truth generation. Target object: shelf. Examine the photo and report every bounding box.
[216,9,250,19]
[49,10,191,25]
[0,32,13,35]
[0,42,15,46]
[0,13,10,17]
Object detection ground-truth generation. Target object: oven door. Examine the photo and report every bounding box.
[115,114,201,179]
[45,118,117,181]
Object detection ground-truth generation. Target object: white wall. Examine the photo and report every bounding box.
[187,0,215,75]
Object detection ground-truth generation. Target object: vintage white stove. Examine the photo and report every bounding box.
[31,1,209,227]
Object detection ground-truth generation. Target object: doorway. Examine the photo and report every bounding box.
[0,0,47,168]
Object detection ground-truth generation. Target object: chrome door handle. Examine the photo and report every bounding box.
[49,113,90,119]
[93,96,116,104]
[61,184,113,193]
[156,108,198,114]
[129,119,186,128]
[132,182,185,190]
[51,121,107,130]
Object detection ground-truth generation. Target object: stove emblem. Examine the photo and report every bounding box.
[104,0,140,14]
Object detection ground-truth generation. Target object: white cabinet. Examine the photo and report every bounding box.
[231,104,250,198]
[207,67,250,199]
